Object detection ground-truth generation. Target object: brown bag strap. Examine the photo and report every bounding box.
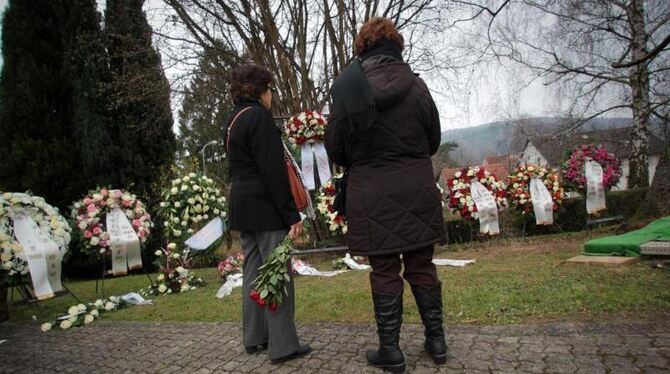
[226,107,253,151]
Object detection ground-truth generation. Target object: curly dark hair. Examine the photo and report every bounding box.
[229,64,274,104]
[354,17,404,56]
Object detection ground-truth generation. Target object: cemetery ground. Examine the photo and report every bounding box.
[6,226,670,325]
[3,226,670,373]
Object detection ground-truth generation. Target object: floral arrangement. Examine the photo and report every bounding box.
[332,255,368,270]
[284,110,328,145]
[562,144,622,193]
[249,237,292,312]
[218,252,244,280]
[507,164,564,214]
[158,173,227,243]
[40,295,127,332]
[315,175,347,234]
[142,242,204,296]
[446,166,508,220]
[71,188,152,255]
[0,192,71,276]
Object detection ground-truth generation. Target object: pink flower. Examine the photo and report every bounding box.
[122,199,132,207]
[87,204,97,213]
[132,219,141,227]
[100,188,108,197]
[138,230,146,238]
[93,227,102,235]
[84,231,93,238]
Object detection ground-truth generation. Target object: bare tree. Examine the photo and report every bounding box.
[156,0,447,116]
[453,0,670,188]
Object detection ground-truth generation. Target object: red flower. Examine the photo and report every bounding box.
[256,298,266,307]
[250,290,260,301]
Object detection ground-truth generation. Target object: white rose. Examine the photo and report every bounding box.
[181,221,188,227]
[157,274,165,281]
[173,229,182,237]
[167,243,177,250]
[213,208,220,215]
[104,302,115,311]
[187,228,194,234]
[94,299,104,307]
[78,221,87,230]
[158,284,168,293]
[77,303,87,312]
[174,202,181,208]
[170,187,178,195]
[154,250,163,256]
[84,314,95,324]
[90,310,99,317]
[90,237,100,246]
[188,198,196,205]
[183,176,191,182]
[40,323,52,332]
[60,320,73,330]
[176,266,185,274]
[172,253,181,259]
[160,202,167,208]
[180,284,190,292]
[1,252,11,262]
[68,306,80,315]
[181,185,188,192]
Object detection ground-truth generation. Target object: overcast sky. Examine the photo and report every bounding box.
[0,0,610,131]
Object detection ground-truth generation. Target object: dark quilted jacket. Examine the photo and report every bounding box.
[325,55,446,256]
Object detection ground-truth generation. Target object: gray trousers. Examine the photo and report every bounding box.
[241,229,300,359]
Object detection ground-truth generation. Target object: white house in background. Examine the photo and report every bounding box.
[517,127,666,190]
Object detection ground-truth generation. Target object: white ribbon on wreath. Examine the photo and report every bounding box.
[585,159,606,214]
[300,142,332,191]
[530,177,554,225]
[106,208,142,276]
[470,181,500,235]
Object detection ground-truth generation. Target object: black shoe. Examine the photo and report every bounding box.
[411,283,447,365]
[270,344,312,364]
[366,292,406,373]
[244,343,268,354]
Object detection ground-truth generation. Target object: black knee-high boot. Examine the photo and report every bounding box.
[411,283,447,364]
[366,292,406,373]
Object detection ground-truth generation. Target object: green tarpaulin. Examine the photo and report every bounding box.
[583,216,670,257]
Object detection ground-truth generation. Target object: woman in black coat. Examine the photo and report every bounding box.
[325,18,447,373]
[223,64,310,364]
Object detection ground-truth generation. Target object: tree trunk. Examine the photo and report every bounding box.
[627,0,651,189]
[639,154,670,218]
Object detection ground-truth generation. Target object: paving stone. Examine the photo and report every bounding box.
[1,319,669,373]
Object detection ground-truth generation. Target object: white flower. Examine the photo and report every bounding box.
[154,250,163,256]
[104,302,115,311]
[187,198,196,205]
[77,304,87,312]
[60,320,73,330]
[90,310,99,317]
[172,253,181,259]
[68,306,80,315]
[41,323,52,332]
[176,266,185,274]
[181,221,188,227]
[94,299,104,307]
[170,187,178,195]
[110,296,120,303]
[157,274,165,281]
[181,185,188,191]
[158,284,168,293]
[183,176,191,182]
[174,202,181,208]
[160,202,167,208]
[173,229,182,237]
[173,178,181,185]
[167,243,177,250]
[90,237,100,246]
[180,284,190,292]
[84,314,95,324]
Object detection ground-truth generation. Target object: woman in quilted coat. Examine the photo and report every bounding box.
[325,17,447,373]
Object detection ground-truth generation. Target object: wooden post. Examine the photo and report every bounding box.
[0,273,8,322]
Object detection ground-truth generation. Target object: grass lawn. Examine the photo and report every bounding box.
[7,228,670,326]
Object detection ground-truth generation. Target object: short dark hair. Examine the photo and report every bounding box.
[354,17,404,56]
[229,64,274,104]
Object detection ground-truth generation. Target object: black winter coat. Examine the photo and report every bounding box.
[224,101,300,232]
[325,55,445,256]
